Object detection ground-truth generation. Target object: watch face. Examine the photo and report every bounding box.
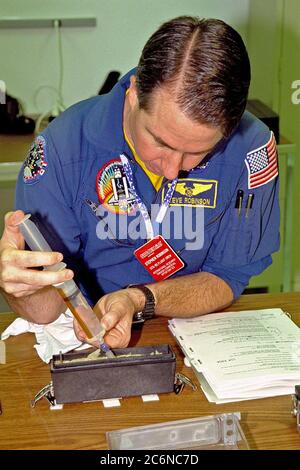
[128,285,155,321]
[132,311,145,324]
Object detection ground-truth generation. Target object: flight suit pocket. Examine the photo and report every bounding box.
[212,207,254,267]
[221,228,252,266]
[82,196,138,248]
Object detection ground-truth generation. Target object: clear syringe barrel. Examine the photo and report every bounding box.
[17,214,106,346]
[55,280,105,344]
[18,214,52,252]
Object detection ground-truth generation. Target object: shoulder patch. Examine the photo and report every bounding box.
[245,132,278,189]
[23,136,48,184]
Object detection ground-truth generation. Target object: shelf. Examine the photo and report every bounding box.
[0,17,97,29]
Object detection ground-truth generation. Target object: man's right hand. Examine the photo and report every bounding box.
[0,210,74,298]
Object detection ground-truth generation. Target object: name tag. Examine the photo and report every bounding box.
[134,235,184,281]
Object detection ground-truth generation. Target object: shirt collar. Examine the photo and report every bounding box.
[83,68,136,155]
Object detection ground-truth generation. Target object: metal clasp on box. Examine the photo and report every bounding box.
[31,382,56,408]
[174,372,197,394]
[292,385,300,433]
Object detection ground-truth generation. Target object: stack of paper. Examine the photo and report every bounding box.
[169,308,300,403]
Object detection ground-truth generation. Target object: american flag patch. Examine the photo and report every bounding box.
[245,132,278,189]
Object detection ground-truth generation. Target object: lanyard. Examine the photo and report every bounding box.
[120,154,177,239]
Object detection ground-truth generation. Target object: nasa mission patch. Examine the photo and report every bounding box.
[23,136,48,184]
[96,158,136,214]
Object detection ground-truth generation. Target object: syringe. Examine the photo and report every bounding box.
[17,214,115,358]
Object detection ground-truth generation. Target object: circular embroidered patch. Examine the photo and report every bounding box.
[96,159,136,214]
[23,136,48,184]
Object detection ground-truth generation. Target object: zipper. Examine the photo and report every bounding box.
[205,208,226,228]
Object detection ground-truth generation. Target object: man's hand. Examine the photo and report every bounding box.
[0,210,73,298]
[86,289,145,348]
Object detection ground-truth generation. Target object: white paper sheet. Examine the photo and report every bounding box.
[169,308,300,402]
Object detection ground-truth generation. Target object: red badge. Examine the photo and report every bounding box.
[134,235,185,281]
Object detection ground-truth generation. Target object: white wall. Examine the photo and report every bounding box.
[0,0,250,114]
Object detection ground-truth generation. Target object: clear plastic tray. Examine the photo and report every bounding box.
[106,412,249,450]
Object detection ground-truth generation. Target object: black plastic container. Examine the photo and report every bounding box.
[50,344,176,404]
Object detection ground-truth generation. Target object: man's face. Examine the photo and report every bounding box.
[125,77,223,180]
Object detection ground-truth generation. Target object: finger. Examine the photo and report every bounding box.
[100,302,126,331]
[2,282,45,297]
[104,327,130,349]
[3,266,73,286]
[102,305,132,348]
[1,211,26,250]
[74,316,129,349]
[19,289,43,297]
[73,320,100,348]
[4,249,63,268]
[73,319,86,343]
[4,210,25,231]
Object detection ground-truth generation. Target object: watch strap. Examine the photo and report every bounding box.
[127,284,156,322]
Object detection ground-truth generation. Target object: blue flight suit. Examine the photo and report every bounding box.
[15,70,280,306]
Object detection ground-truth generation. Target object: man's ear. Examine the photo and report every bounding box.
[127,75,139,109]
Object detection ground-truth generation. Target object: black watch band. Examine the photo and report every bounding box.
[127,284,156,323]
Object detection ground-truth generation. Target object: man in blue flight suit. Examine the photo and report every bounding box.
[0,17,279,348]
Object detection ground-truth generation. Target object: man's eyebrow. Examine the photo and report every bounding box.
[145,127,214,155]
[147,128,176,150]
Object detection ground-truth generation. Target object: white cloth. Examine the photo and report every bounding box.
[1,309,89,363]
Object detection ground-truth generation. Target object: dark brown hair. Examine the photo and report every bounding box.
[136,16,251,137]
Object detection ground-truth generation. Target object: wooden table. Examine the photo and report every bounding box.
[0,292,300,450]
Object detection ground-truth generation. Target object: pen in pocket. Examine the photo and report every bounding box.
[235,190,244,217]
[245,194,254,218]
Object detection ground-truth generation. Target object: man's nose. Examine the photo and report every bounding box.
[164,152,183,180]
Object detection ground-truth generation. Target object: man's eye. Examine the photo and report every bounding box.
[186,152,206,158]
[155,140,165,147]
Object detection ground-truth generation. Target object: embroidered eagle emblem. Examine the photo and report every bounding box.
[175,182,213,197]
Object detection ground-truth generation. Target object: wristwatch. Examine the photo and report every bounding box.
[127,284,156,324]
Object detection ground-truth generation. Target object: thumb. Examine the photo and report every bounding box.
[101,302,126,331]
[4,210,25,231]
[2,210,26,249]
